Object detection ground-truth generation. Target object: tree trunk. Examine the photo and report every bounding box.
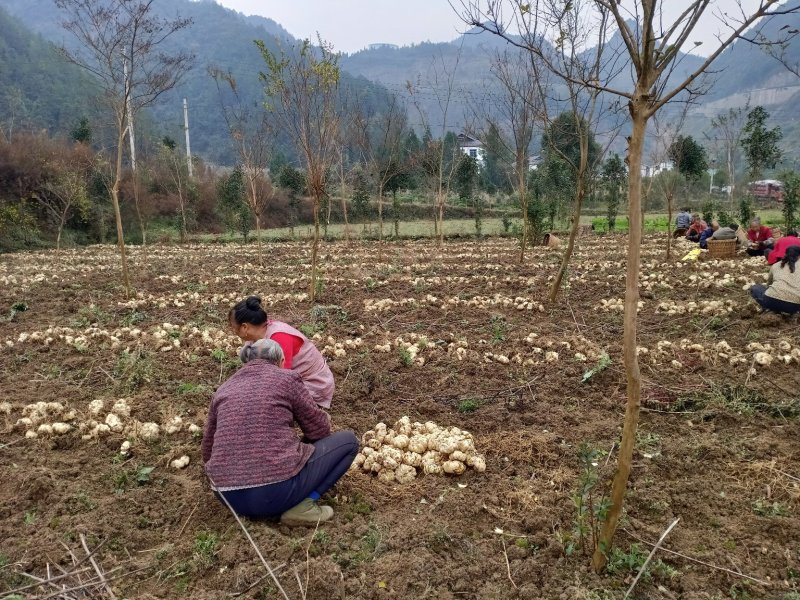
[432,192,439,239]
[310,196,320,302]
[437,193,445,247]
[393,190,400,238]
[377,183,384,242]
[340,194,350,242]
[548,183,585,303]
[56,205,70,253]
[131,171,146,246]
[255,213,263,265]
[518,155,528,264]
[592,107,647,573]
[666,191,673,259]
[112,130,131,296]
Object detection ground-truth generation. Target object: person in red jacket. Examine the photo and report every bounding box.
[746,217,775,257]
[766,229,800,265]
[202,338,358,524]
[229,296,335,408]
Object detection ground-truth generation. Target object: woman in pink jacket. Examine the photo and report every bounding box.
[229,296,335,408]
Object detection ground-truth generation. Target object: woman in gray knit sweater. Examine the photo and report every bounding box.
[202,339,358,525]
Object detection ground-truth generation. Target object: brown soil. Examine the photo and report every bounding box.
[1,235,799,600]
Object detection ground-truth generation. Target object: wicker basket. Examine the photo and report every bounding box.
[706,238,737,259]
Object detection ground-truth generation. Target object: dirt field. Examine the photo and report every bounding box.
[1,235,798,600]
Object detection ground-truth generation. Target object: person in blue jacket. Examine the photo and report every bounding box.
[699,220,719,249]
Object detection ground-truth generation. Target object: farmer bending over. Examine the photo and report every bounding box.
[746,217,775,258]
[766,229,800,265]
[750,246,800,314]
[229,296,334,408]
[202,339,358,525]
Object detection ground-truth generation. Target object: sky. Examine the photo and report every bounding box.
[214,0,765,56]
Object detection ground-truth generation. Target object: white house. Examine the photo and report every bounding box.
[640,161,674,178]
[457,133,486,166]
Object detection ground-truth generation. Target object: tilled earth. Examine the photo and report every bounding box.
[0,234,799,599]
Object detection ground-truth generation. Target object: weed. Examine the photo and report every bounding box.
[514,537,531,550]
[729,583,753,600]
[635,430,662,457]
[427,526,455,553]
[6,301,28,322]
[490,315,507,343]
[416,336,429,350]
[313,530,330,546]
[566,443,610,557]
[457,398,480,414]
[113,471,129,494]
[23,511,37,526]
[135,466,155,485]
[114,349,159,392]
[193,531,218,566]
[399,347,413,367]
[299,323,324,337]
[342,493,373,521]
[70,304,111,328]
[177,382,211,395]
[120,310,147,326]
[605,543,648,575]
[365,277,378,291]
[314,277,325,299]
[752,498,788,517]
[708,384,800,418]
[582,353,611,383]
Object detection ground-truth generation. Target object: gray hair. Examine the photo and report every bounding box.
[751,216,761,225]
[239,338,285,365]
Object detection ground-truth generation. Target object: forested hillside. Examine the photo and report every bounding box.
[0,0,393,165]
[0,6,94,137]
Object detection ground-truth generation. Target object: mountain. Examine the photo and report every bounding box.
[0,5,94,137]
[0,0,393,165]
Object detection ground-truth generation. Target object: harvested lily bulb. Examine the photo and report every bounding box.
[171,455,190,469]
[353,416,486,482]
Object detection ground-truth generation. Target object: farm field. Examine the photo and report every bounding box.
[1,235,799,599]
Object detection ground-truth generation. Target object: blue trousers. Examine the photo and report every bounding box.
[750,284,800,314]
[220,431,359,518]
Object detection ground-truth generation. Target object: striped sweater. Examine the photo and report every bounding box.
[201,359,331,489]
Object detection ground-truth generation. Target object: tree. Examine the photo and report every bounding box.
[354,95,408,241]
[39,145,93,251]
[668,135,708,181]
[351,167,370,223]
[210,67,274,265]
[407,46,464,245]
[782,172,800,229]
[258,38,341,302]
[454,154,482,235]
[56,0,193,295]
[489,49,542,261]
[707,101,749,208]
[157,140,193,242]
[217,166,251,241]
[276,165,306,237]
[601,154,626,231]
[71,117,92,145]
[459,0,800,572]
[741,106,783,180]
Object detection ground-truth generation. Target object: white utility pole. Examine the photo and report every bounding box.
[183,98,193,178]
[123,57,136,172]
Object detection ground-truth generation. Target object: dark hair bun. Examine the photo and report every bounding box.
[245,296,262,310]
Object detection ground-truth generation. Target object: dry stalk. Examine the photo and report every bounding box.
[623,528,770,586]
[499,536,518,590]
[207,475,291,600]
[624,518,680,599]
[177,501,201,537]
[80,533,115,599]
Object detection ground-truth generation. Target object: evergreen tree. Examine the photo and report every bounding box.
[667,135,708,181]
[741,106,782,179]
